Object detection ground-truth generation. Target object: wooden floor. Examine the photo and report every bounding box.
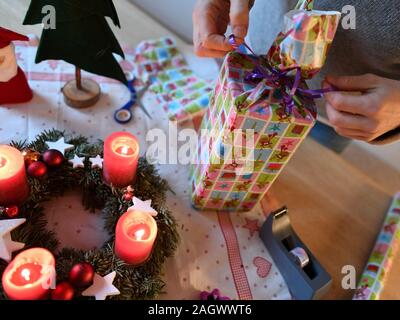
[1,0,400,300]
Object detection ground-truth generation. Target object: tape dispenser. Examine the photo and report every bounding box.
[260,207,332,300]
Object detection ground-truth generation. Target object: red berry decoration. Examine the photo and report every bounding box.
[123,192,133,202]
[51,282,75,300]
[5,206,19,218]
[27,161,47,178]
[69,262,95,288]
[21,149,41,167]
[42,149,64,167]
[123,186,134,201]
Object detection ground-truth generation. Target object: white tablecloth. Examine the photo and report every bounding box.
[0,37,290,300]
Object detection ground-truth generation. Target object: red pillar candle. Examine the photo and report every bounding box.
[115,210,157,265]
[2,248,56,300]
[0,145,29,206]
[103,132,140,188]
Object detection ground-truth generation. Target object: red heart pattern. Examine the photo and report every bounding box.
[253,256,272,278]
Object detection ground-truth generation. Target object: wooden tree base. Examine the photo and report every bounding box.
[62,79,101,109]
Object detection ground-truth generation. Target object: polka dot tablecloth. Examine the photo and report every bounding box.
[0,37,291,300]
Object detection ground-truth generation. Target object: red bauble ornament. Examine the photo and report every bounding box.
[51,282,75,300]
[27,161,47,178]
[5,206,19,218]
[69,262,95,288]
[42,149,65,167]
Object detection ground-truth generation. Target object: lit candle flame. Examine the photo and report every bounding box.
[21,268,31,282]
[0,156,6,168]
[135,229,145,241]
[121,146,129,155]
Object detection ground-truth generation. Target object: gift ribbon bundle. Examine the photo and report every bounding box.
[229,0,340,116]
[190,0,341,212]
[229,35,336,116]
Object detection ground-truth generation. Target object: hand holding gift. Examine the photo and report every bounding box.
[193,0,400,144]
[193,0,253,57]
[323,74,400,142]
[191,2,341,212]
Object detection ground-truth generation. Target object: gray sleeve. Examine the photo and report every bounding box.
[248,0,298,55]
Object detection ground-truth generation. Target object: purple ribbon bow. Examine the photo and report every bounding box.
[229,34,335,115]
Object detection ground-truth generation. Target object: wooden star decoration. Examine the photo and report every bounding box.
[68,154,85,169]
[0,218,26,262]
[89,155,103,169]
[45,138,74,155]
[128,197,158,216]
[82,271,120,300]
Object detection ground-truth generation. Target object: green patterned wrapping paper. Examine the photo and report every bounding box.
[134,37,214,124]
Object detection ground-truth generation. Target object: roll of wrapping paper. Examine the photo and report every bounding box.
[353,192,400,300]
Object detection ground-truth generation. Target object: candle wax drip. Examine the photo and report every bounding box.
[0,156,7,168]
[115,146,135,156]
[10,263,43,286]
[128,223,151,241]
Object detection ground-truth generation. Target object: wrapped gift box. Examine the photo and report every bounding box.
[191,5,341,212]
[191,52,316,211]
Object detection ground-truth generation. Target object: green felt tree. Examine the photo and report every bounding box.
[23,0,127,108]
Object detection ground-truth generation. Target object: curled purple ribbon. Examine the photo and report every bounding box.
[228,34,335,115]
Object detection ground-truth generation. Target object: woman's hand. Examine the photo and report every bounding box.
[323,74,400,142]
[192,0,251,57]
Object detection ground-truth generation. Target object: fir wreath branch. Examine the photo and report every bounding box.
[1,129,180,300]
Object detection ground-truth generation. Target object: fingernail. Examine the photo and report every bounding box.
[233,26,247,39]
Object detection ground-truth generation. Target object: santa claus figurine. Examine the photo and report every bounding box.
[0,27,33,105]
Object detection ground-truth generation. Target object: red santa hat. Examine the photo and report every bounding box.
[0,27,29,49]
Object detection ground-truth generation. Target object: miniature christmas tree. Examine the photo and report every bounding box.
[23,0,127,108]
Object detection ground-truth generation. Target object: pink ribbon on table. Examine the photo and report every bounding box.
[229,34,336,115]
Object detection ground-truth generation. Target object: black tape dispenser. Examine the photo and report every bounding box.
[260,207,332,300]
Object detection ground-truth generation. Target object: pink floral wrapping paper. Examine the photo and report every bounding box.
[190,7,341,212]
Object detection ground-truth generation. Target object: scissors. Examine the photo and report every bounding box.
[114,73,152,124]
